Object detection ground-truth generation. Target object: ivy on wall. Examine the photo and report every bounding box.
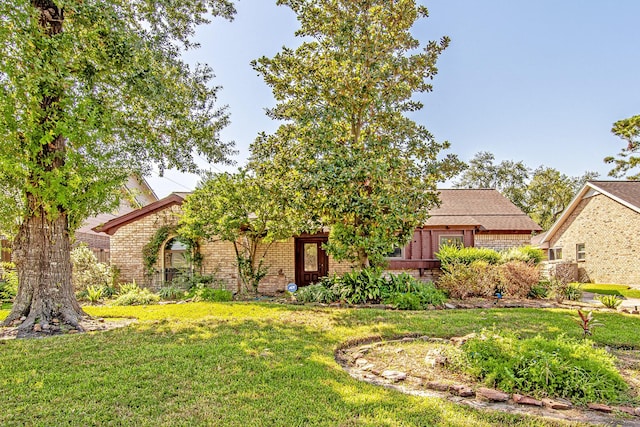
[142,225,201,278]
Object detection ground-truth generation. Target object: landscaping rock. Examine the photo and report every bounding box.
[588,403,612,413]
[381,370,407,382]
[355,358,370,367]
[615,406,637,416]
[542,398,572,410]
[635,408,640,417]
[444,303,457,309]
[424,349,447,368]
[476,387,509,402]
[450,333,476,346]
[33,324,42,332]
[68,329,79,334]
[512,394,543,407]
[424,381,450,392]
[450,384,474,397]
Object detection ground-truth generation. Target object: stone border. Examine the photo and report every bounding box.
[335,335,640,426]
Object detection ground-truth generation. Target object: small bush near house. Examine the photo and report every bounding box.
[436,245,501,270]
[459,331,628,404]
[113,283,160,306]
[528,280,551,299]
[330,268,387,304]
[71,244,115,292]
[188,283,233,302]
[497,261,541,298]
[158,285,185,300]
[85,285,104,304]
[296,283,337,304]
[550,280,583,302]
[500,246,544,264]
[436,260,499,299]
[0,262,18,302]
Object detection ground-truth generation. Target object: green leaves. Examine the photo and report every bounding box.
[252,0,462,268]
[606,115,640,180]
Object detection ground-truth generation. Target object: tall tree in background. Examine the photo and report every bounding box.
[527,167,598,230]
[0,0,235,333]
[605,115,640,179]
[454,151,530,212]
[454,151,597,230]
[251,0,462,269]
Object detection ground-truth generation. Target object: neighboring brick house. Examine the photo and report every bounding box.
[76,176,157,263]
[96,189,540,294]
[537,181,640,285]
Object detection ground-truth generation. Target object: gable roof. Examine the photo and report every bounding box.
[425,189,542,232]
[540,180,640,244]
[93,193,187,236]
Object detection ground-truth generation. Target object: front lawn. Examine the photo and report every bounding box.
[1,303,639,426]
[579,283,640,298]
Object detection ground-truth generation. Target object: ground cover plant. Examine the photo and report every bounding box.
[1,303,640,426]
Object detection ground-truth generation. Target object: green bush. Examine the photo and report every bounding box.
[460,332,628,404]
[528,280,551,299]
[113,283,160,306]
[382,279,447,309]
[71,244,115,292]
[384,292,422,310]
[86,285,104,304]
[500,246,544,265]
[436,245,501,271]
[551,281,583,302]
[330,268,386,304]
[597,294,623,309]
[296,283,337,303]
[188,283,233,302]
[0,262,18,302]
[158,285,185,300]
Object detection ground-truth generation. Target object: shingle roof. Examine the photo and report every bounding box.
[425,189,542,232]
[589,181,640,211]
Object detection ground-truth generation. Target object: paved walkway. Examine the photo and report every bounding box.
[581,291,640,310]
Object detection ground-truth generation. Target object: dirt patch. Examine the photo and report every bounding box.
[336,335,640,426]
[0,317,136,340]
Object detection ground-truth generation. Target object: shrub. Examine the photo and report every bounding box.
[597,294,623,309]
[461,331,628,404]
[296,283,337,303]
[384,292,422,310]
[500,246,544,265]
[85,285,104,304]
[330,268,386,304]
[384,272,421,294]
[528,280,550,299]
[436,245,501,271]
[548,279,583,303]
[158,285,185,300]
[188,283,233,302]
[436,261,499,299]
[113,283,160,306]
[497,261,541,298]
[71,244,115,292]
[0,262,18,302]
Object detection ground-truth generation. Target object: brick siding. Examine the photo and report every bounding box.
[474,233,532,251]
[547,194,640,285]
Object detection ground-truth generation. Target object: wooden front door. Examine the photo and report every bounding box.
[295,237,329,287]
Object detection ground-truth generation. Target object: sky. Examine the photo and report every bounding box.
[146,0,640,198]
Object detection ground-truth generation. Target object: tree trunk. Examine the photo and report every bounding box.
[2,200,86,333]
[1,1,87,334]
[357,248,370,270]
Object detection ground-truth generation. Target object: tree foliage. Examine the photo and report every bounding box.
[455,152,597,230]
[250,0,462,268]
[179,170,301,293]
[605,115,640,180]
[0,0,235,331]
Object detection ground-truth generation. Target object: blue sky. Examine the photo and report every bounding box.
[147,0,640,198]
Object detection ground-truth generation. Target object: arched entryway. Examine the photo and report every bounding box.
[163,237,190,284]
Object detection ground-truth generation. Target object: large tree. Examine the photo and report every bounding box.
[179,170,303,294]
[454,151,530,212]
[605,115,640,179]
[250,0,462,269]
[0,0,235,333]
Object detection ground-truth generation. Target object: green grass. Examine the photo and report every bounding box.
[1,303,640,426]
[579,283,640,298]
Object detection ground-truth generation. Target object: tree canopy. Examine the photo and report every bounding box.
[605,115,640,180]
[250,0,462,268]
[0,0,236,332]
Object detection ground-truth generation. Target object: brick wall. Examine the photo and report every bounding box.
[548,194,640,285]
[474,233,532,251]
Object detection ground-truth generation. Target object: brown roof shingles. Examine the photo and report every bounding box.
[590,181,640,211]
[424,189,542,232]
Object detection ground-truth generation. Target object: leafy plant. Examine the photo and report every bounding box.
[497,261,541,298]
[117,281,142,295]
[436,245,501,271]
[295,283,337,304]
[576,310,603,338]
[549,279,583,302]
[113,287,160,306]
[436,260,499,299]
[597,294,623,309]
[384,292,422,310]
[528,280,550,299]
[331,268,386,304]
[500,246,544,265]
[0,262,18,302]
[71,245,115,292]
[158,285,185,301]
[85,285,104,304]
[188,284,233,302]
[461,331,627,403]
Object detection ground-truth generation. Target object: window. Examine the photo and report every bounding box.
[386,247,403,258]
[439,235,464,249]
[548,247,563,261]
[576,243,586,261]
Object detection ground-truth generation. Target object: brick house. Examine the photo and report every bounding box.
[536,181,640,285]
[96,188,540,294]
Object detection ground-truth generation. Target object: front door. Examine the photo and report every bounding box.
[295,237,329,287]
